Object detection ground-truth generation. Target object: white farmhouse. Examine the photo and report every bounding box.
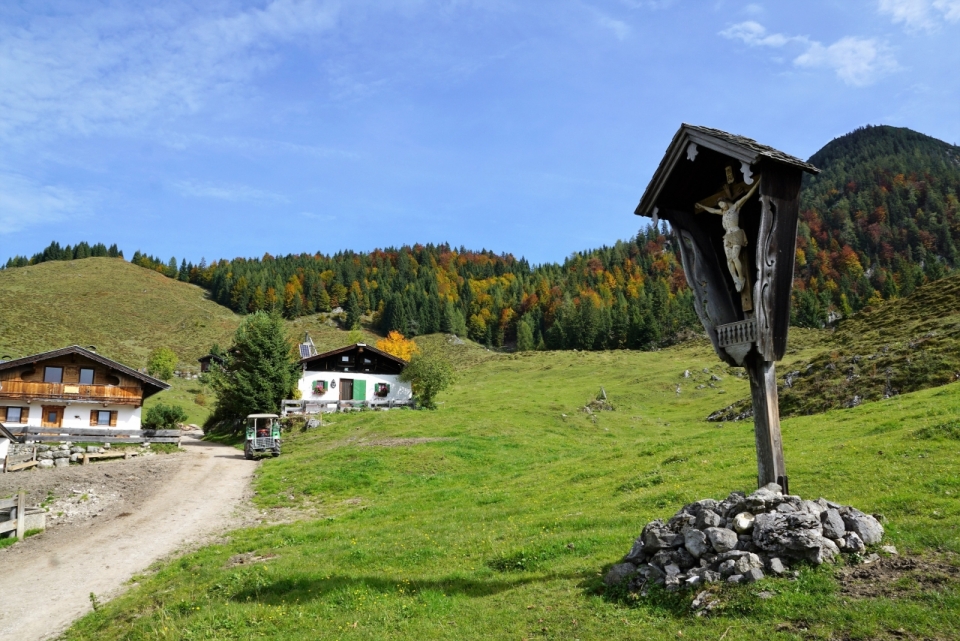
[0,345,170,431]
[296,343,412,410]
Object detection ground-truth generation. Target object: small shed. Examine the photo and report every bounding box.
[197,354,226,373]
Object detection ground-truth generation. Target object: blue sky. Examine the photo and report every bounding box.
[2,0,959,266]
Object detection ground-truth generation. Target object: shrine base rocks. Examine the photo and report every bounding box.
[605,483,885,591]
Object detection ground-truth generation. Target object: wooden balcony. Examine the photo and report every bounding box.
[0,380,143,405]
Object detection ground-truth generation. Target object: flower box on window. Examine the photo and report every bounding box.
[374,382,390,397]
[312,380,329,395]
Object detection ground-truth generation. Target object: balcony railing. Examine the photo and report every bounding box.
[0,380,142,404]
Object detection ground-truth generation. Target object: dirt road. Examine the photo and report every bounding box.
[0,433,257,641]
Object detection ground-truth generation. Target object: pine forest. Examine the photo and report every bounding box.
[5,125,960,351]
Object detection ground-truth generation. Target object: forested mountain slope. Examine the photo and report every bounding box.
[792,125,960,326]
[5,126,959,351]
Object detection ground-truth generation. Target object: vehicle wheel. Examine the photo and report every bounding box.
[272,447,281,457]
[244,443,253,460]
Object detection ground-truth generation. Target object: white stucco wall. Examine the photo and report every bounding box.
[298,370,412,403]
[0,404,142,429]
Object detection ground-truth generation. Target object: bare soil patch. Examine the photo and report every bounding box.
[0,451,184,527]
[0,433,258,641]
[357,437,454,447]
[836,553,960,599]
[225,551,278,568]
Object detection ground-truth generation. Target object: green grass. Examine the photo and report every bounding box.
[61,341,960,640]
[710,273,960,421]
[0,258,387,422]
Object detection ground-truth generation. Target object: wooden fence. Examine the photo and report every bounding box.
[7,426,181,444]
[281,399,414,416]
[0,491,27,540]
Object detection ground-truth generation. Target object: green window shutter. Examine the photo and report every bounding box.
[353,379,366,401]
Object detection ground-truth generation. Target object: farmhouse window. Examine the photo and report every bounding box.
[79,368,95,385]
[90,410,117,426]
[1,407,27,423]
[2,406,23,423]
[44,366,64,383]
[374,383,390,397]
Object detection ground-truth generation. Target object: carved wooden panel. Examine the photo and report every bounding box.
[755,169,802,361]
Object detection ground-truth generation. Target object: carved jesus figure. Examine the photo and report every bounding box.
[694,178,761,292]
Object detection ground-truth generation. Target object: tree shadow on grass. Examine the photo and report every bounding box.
[230,571,593,604]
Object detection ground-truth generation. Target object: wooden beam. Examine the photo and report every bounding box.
[16,490,25,540]
[5,460,38,473]
[0,519,17,534]
[82,452,128,464]
[745,351,787,491]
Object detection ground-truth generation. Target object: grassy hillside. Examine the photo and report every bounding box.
[0,258,385,423]
[0,258,238,366]
[710,272,960,421]
[63,341,960,640]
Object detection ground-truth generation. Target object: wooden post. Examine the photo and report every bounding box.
[16,490,26,540]
[744,351,787,492]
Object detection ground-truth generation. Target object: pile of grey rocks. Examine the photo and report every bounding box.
[19,442,154,469]
[605,483,884,591]
[35,443,112,468]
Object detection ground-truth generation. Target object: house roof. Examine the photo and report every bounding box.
[198,354,226,363]
[634,123,819,219]
[300,343,408,367]
[0,345,171,396]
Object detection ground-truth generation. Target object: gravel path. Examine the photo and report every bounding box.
[0,432,257,640]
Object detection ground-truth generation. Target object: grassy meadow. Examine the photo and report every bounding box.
[63,339,960,640]
[0,258,384,424]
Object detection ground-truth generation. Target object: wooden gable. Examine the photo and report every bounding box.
[634,124,819,364]
[0,346,169,406]
[301,344,406,375]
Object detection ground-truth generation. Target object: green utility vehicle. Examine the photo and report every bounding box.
[244,413,281,459]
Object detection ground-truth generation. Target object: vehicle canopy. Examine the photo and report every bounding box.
[245,414,281,439]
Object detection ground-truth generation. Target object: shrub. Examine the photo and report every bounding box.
[147,347,178,380]
[400,350,455,409]
[143,402,188,430]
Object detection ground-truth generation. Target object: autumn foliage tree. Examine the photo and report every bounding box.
[376,331,419,361]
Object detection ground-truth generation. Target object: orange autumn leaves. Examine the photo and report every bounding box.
[376,331,419,362]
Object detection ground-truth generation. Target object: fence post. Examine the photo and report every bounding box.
[16,490,26,540]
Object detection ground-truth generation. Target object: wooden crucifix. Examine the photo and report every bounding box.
[635,124,819,492]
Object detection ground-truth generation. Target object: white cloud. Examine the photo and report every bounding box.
[794,37,898,87]
[300,211,336,221]
[719,21,793,47]
[0,0,339,143]
[597,15,631,40]
[0,173,89,233]
[173,180,289,204]
[878,0,960,30]
[720,21,897,87]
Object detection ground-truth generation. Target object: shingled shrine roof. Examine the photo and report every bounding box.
[634,124,819,220]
